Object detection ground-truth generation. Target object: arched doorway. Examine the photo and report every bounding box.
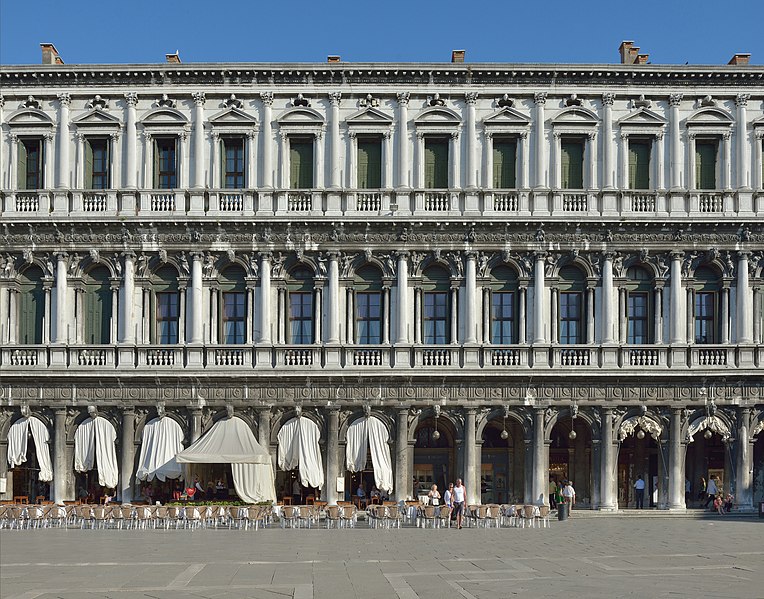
[685,415,734,508]
[480,417,525,504]
[344,415,393,504]
[549,416,594,508]
[413,416,456,500]
[616,414,665,509]
[753,424,764,506]
[7,415,53,501]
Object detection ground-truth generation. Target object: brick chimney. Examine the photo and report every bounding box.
[40,43,63,65]
[327,55,341,63]
[166,51,181,64]
[451,49,465,63]
[728,53,751,66]
[619,41,649,65]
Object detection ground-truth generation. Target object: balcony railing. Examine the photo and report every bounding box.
[493,192,518,212]
[287,192,312,212]
[424,192,450,211]
[0,343,759,371]
[356,192,382,212]
[83,192,108,212]
[562,192,588,212]
[628,192,656,213]
[16,192,41,212]
[699,192,724,213]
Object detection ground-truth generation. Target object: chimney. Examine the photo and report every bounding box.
[619,41,635,65]
[327,55,341,63]
[40,43,63,65]
[635,53,650,65]
[166,51,181,64]
[451,49,465,63]
[728,53,750,66]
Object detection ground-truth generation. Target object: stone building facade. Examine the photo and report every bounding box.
[0,48,763,510]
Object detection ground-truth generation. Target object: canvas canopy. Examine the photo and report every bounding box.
[345,416,393,493]
[74,416,118,489]
[277,416,324,489]
[136,417,184,482]
[7,417,54,482]
[176,416,276,503]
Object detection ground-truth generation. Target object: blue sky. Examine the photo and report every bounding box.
[1,0,763,65]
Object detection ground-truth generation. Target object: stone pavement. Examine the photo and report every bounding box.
[1,517,762,599]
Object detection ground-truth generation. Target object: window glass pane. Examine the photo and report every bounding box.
[694,292,715,344]
[289,292,313,344]
[156,139,177,189]
[22,140,42,190]
[492,140,517,188]
[628,140,651,189]
[222,292,246,344]
[695,142,717,190]
[156,293,179,344]
[627,293,649,344]
[223,138,245,188]
[424,292,448,344]
[559,292,582,344]
[357,139,382,189]
[356,292,381,344]
[290,140,314,189]
[424,139,448,188]
[491,292,515,344]
[561,140,584,189]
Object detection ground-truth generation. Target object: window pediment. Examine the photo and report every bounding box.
[617,108,667,128]
[139,107,189,129]
[346,107,394,128]
[7,108,55,130]
[209,107,258,128]
[482,106,531,130]
[72,108,122,130]
[686,107,734,129]
[414,106,461,128]
[550,107,599,137]
[277,107,325,127]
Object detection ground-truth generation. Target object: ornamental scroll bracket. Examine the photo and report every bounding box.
[617,415,662,442]
[686,415,733,444]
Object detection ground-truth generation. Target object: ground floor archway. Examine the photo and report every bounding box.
[549,418,594,508]
[413,418,456,501]
[751,434,763,505]
[685,431,733,508]
[617,434,661,508]
[480,418,525,504]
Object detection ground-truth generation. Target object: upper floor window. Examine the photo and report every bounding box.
[357,137,382,189]
[490,265,519,344]
[422,265,450,344]
[18,139,43,190]
[560,138,584,189]
[18,265,45,344]
[626,266,653,345]
[558,265,585,344]
[628,139,651,190]
[693,265,721,344]
[354,264,383,344]
[219,264,247,344]
[154,138,177,189]
[82,265,112,344]
[424,137,449,189]
[223,137,245,189]
[86,138,110,190]
[492,138,517,189]
[153,265,179,344]
[288,265,314,344]
[290,138,314,189]
[695,140,718,190]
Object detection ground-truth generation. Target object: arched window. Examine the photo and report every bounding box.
[18,266,45,344]
[219,265,247,344]
[490,265,519,344]
[288,266,314,344]
[625,266,653,345]
[83,266,112,344]
[558,265,586,344]
[153,265,179,344]
[354,265,383,344]
[693,266,721,344]
[422,265,450,345]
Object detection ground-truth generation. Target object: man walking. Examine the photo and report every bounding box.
[704,475,718,509]
[634,475,646,509]
[452,478,467,529]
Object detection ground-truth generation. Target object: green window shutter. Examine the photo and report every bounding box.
[696,142,717,190]
[290,140,313,189]
[561,141,584,189]
[20,287,44,344]
[628,141,651,189]
[17,141,28,190]
[425,139,448,188]
[357,139,381,189]
[493,140,517,188]
[85,139,94,189]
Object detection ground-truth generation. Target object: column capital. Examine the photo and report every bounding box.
[601,407,614,416]
[259,251,273,261]
[735,93,750,107]
[328,92,342,106]
[464,91,479,105]
[669,250,685,261]
[602,251,617,261]
[190,251,205,262]
[54,407,68,416]
[533,92,547,105]
[327,251,341,260]
[192,92,206,106]
[124,92,139,107]
[601,92,615,106]
[668,93,683,107]
[396,92,410,106]
[737,250,752,260]
[121,250,136,261]
[260,91,274,106]
[465,250,478,261]
[57,93,72,107]
[533,250,547,260]
[122,406,136,416]
[55,251,69,262]
[396,250,410,260]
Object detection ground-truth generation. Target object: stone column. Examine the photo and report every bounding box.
[736,407,753,510]
[450,287,458,344]
[120,408,135,503]
[465,92,478,188]
[586,286,595,344]
[667,408,685,510]
[190,409,203,444]
[327,252,340,343]
[329,92,342,189]
[669,251,684,344]
[260,92,274,188]
[755,132,764,191]
[533,92,547,188]
[450,132,461,189]
[56,93,71,189]
[53,253,68,344]
[735,94,750,189]
[484,132,494,188]
[720,287,730,344]
[599,408,616,510]
[654,286,664,344]
[687,133,697,190]
[396,252,409,343]
[257,408,271,452]
[413,288,422,345]
[382,286,391,345]
[753,286,762,344]
[669,93,683,190]
[482,287,490,344]
[124,93,138,189]
[737,251,752,343]
[532,407,547,506]
[189,252,204,344]
[314,132,324,189]
[383,131,393,189]
[258,253,272,343]
[313,286,323,344]
[656,131,665,190]
[325,408,340,505]
[192,92,206,189]
[533,251,546,344]
[53,409,68,504]
[518,287,527,344]
[602,93,615,189]
[396,93,410,189]
[464,252,477,344]
[464,409,478,504]
[602,253,615,343]
[395,408,409,502]
[722,132,732,190]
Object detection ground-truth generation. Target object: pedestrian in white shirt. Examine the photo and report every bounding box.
[452,478,467,529]
[562,480,575,514]
[704,475,718,508]
[634,475,646,509]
